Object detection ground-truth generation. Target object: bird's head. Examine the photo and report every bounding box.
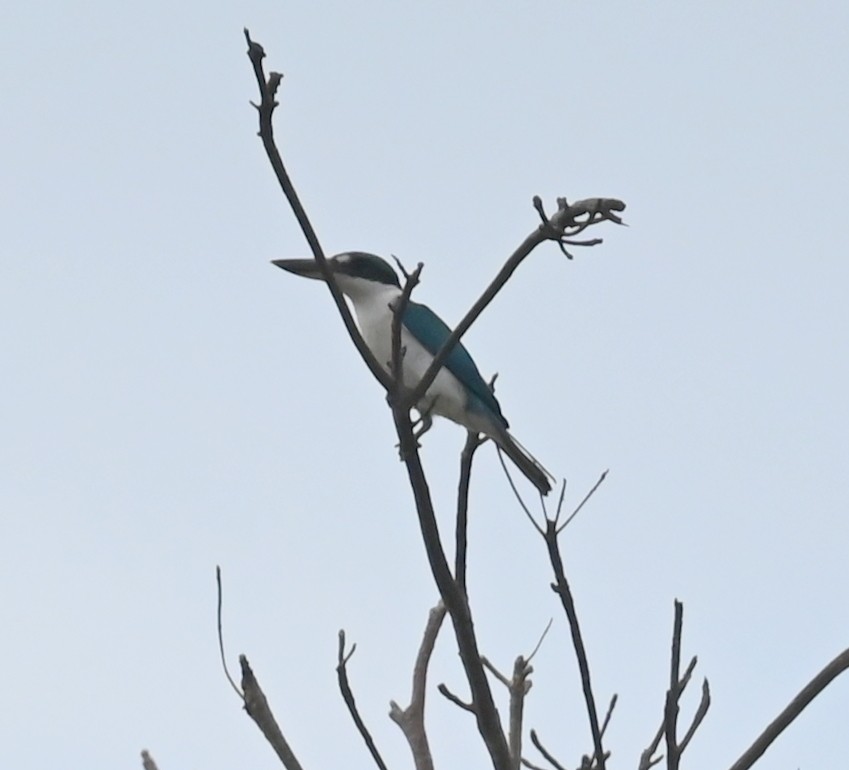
[272,252,401,298]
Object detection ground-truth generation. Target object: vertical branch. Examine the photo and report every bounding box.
[664,601,683,770]
[507,657,531,769]
[392,407,512,770]
[390,603,447,770]
[543,521,606,770]
[455,431,482,592]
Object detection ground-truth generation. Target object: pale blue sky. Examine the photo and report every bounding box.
[2,2,848,769]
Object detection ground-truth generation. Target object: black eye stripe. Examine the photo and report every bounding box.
[336,252,401,288]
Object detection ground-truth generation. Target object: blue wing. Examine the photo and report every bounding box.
[402,301,508,428]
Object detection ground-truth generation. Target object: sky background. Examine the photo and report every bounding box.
[2,2,848,769]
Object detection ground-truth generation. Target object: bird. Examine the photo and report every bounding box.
[272,251,552,495]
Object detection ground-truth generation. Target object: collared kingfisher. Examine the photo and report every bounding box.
[272,252,553,495]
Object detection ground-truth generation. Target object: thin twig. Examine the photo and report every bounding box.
[529,729,568,770]
[556,470,608,534]
[216,566,242,697]
[240,655,305,770]
[679,679,710,754]
[527,618,554,664]
[389,603,446,770]
[482,656,513,688]
[545,520,606,770]
[497,447,543,535]
[727,647,849,770]
[336,631,390,770]
[599,693,618,739]
[521,758,548,770]
[243,29,391,392]
[438,683,477,713]
[455,431,482,592]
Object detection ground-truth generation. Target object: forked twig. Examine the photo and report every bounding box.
[556,471,609,534]
[640,602,710,770]
[390,603,447,770]
[336,631,390,770]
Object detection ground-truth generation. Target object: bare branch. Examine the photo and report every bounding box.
[391,253,412,281]
[679,679,710,754]
[521,758,549,770]
[555,470,608,534]
[407,195,625,412]
[390,263,424,401]
[529,729,568,770]
[664,600,684,770]
[243,29,392,393]
[240,655,305,770]
[727,647,849,770]
[455,431,483,592]
[599,693,618,740]
[248,38,507,760]
[526,618,554,665]
[336,631,390,770]
[640,653,702,770]
[140,750,159,770]
[216,566,242,697]
[638,720,665,770]
[392,407,511,769]
[533,197,626,258]
[508,657,533,770]
[496,447,544,535]
[405,226,544,409]
[438,683,477,713]
[390,603,447,770]
[482,656,513,688]
[544,520,606,770]
[482,654,534,770]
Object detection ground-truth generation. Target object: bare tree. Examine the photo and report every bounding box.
[145,30,849,770]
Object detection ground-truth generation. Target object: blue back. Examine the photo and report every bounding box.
[402,301,508,428]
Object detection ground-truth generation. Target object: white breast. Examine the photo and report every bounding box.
[345,286,480,431]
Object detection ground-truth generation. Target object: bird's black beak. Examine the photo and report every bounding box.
[271,258,334,280]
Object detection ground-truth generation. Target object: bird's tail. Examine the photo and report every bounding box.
[493,428,553,496]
